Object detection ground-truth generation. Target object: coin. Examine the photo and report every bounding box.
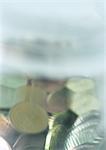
[66,77,95,92]
[64,111,101,150]
[47,88,69,113]
[72,143,96,150]
[30,86,47,110]
[9,102,48,134]
[67,93,100,115]
[33,79,65,93]
[45,124,68,150]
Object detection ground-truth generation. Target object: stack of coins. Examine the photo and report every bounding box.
[32,79,68,114]
[66,77,101,116]
[64,111,103,150]
[0,74,26,109]
[45,110,78,150]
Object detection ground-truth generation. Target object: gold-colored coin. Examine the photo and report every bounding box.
[9,102,48,134]
[30,86,47,110]
[47,88,69,113]
[66,77,95,93]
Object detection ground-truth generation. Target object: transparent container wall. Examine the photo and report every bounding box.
[0,0,104,150]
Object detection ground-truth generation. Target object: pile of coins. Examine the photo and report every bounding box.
[0,76,102,150]
[66,77,100,116]
[44,77,101,150]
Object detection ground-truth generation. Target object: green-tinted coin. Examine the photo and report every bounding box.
[66,77,95,92]
[68,93,100,115]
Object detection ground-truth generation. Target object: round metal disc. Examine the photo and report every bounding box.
[47,88,68,113]
[68,93,100,115]
[66,77,95,92]
[30,86,47,110]
[9,102,48,134]
[64,111,101,150]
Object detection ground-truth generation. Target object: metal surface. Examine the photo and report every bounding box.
[0,76,104,150]
[9,102,48,134]
[72,143,96,150]
[64,111,103,150]
[0,114,48,150]
[0,110,104,150]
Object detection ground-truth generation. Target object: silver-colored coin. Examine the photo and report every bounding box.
[67,93,100,116]
[72,143,96,150]
[72,110,100,129]
[64,111,103,150]
[66,77,95,93]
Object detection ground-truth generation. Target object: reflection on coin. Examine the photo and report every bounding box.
[66,77,95,92]
[9,102,48,134]
[47,88,69,113]
[0,136,12,150]
[30,86,47,110]
[68,93,100,115]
